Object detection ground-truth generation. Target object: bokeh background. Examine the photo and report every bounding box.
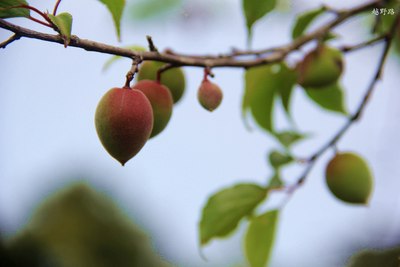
[1,0,400,266]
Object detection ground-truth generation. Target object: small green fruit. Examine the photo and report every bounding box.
[138,61,186,103]
[132,80,173,138]
[325,152,373,204]
[197,79,223,112]
[95,87,153,166]
[297,45,344,88]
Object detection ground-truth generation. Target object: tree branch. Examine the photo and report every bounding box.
[0,34,20,49]
[0,1,378,69]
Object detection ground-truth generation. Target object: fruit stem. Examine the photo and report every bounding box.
[53,0,62,16]
[203,67,214,81]
[124,59,141,88]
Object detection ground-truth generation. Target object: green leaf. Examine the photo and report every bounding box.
[98,0,125,40]
[305,83,347,114]
[0,0,30,18]
[47,12,73,47]
[130,0,181,21]
[242,0,277,44]
[292,7,326,39]
[243,63,296,134]
[200,183,267,246]
[276,64,297,119]
[275,131,307,148]
[268,172,284,188]
[268,150,293,169]
[245,210,279,267]
[103,45,146,72]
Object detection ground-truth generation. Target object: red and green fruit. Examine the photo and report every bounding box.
[197,79,223,112]
[138,61,186,104]
[95,87,153,165]
[132,80,173,138]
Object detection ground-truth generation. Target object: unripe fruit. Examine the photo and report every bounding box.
[297,45,344,88]
[197,79,223,112]
[138,61,186,104]
[132,80,173,138]
[325,152,373,204]
[95,87,153,166]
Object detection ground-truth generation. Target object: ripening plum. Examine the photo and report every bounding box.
[325,152,373,204]
[132,80,173,138]
[95,87,153,165]
[138,61,186,104]
[297,45,344,88]
[197,79,223,112]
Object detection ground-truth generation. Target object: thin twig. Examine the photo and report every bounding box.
[146,35,159,53]
[124,58,142,88]
[53,0,62,16]
[341,34,387,52]
[0,34,20,49]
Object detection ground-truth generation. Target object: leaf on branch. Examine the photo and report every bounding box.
[245,209,279,267]
[103,45,146,72]
[268,150,293,169]
[0,0,30,18]
[199,183,267,246]
[304,83,347,114]
[268,172,284,188]
[242,0,277,45]
[275,130,307,148]
[98,0,125,41]
[292,7,326,39]
[47,12,73,47]
[243,63,296,134]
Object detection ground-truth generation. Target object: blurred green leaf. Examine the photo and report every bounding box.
[275,130,307,148]
[305,83,347,114]
[268,150,293,169]
[243,0,277,44]
[245,210,279,267]
[103,45,146,72]
[0,0,30,18]
[276,64,297,119]
[6,183,171,267]
[200,183,267,245]
[292,7,326,39]
[347,246,400,267]
[268,172,284,188]
[48,12,73,47]
[130,0,181,21]
[98,0,125,40]
[243,63,295,134]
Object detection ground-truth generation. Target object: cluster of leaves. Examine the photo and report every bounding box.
[0,0,124,45]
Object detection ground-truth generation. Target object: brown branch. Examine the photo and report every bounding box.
[340,34,387,53]
[285,12,400,200]
[0,34,20,49]
[0,1,379,69]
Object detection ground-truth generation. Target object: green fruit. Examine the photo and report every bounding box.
[197,79,223,112]
[325,152,373,204]
[297,45,344,88]
[132,80,173,138]
[137,61,186,104]
[95,87,153,166]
